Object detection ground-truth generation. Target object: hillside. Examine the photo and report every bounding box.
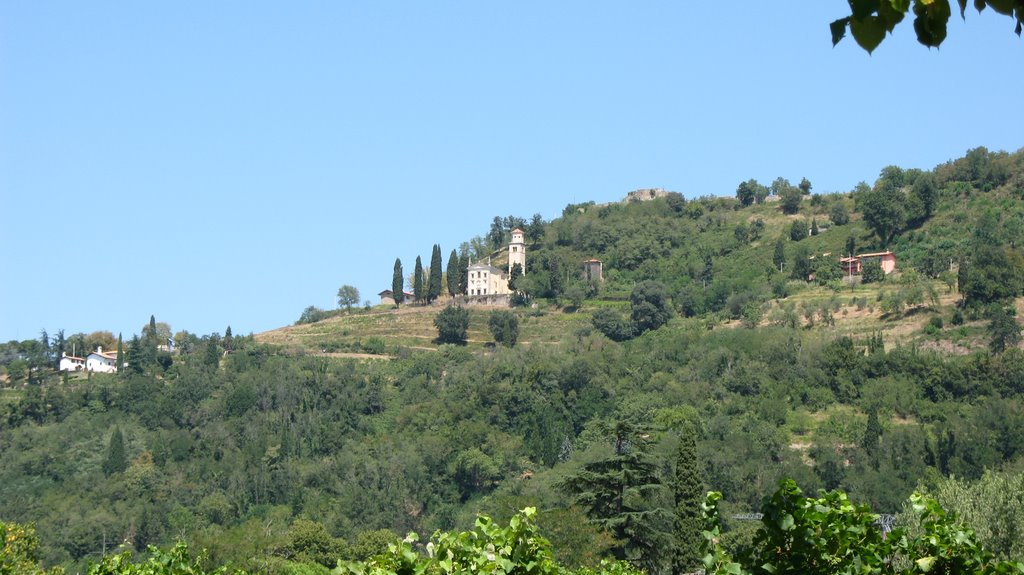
[3,146,1024,574]
[262,146,1024,357]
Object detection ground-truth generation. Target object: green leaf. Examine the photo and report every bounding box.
[725,562,744,575]
[851,15,887,52]
[986,0,1017,15]
[880,0,908,30]
[916,556,936,572]
[779,513,795,531]
[852,0,883,19]
[957,0,968,17]
[831,17,851,45]
[913,0,951,47]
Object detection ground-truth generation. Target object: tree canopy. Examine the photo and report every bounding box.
[336,285,360,310]
[831,0,1024,53]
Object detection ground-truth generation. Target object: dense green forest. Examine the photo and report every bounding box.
[2,147,1024,574]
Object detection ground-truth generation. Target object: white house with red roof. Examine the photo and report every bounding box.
[86,347,119,373]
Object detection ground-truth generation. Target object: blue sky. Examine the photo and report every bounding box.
[1,2,1020,342]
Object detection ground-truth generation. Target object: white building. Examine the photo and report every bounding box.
[86,347,118,373]
[59,353,86,372]
[467,262,510,296]
[465,230,526,298]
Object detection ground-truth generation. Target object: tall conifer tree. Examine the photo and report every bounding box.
[446,249,459,298]
[458,253,469,295]
[413,256,424,303]
[103,426,127,476]
[672,432,703,574]
[116,333,124,374]
[773,237,786,272]
[428,244,442,303]
[558,421,669,570]
[392,258,404,308]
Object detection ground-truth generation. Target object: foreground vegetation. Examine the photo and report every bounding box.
[6,482,1023,575]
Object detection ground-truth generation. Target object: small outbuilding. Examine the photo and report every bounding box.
[378,289,415,306]
[583,258,604,282]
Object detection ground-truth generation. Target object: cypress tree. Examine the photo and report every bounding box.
[863,408,883,469]
[672,432,703,574]
[446,249,459,298]
[508,263,523,292]
[548,257,562,296]
[116,333,124,374]
[224,326,233,351]
[773,237,786,272]
[103,426,127,476]
[458,252,469,295]
[392,258,404,308]
[811,218,819,236]
[413,256,424,303]
[428,244,442,303]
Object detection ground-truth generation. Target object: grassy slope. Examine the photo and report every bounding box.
[256,194,999,356]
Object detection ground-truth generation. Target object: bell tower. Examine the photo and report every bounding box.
[508,228,526,275]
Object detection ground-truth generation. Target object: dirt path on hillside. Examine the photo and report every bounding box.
[315,352,392,360]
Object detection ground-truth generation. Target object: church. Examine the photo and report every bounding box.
[466,228,525,296]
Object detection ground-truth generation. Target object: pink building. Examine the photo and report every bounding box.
[840,251,896,276]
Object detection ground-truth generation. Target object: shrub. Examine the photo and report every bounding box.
[789,219,807,241]
[830,201,850,226]
[296,305,328,325]
[951,308,965,326]
[861,262,885,284]
[488,310,519,347]
[434,306,469,345]
[592,308,633,342]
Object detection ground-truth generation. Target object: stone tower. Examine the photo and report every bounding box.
[508,228,526,275]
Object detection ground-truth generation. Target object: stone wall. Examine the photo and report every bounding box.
[454,294,512,307]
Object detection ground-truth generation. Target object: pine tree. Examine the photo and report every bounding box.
[811,218,819,236]
[103,426,127,476]
[392,258,404,307]
[672,432,703,574]
[428,244,442,303]
[446,249,459,298]
[558,421,669,571]
[413,256,424,303]
[224,326,233,351]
